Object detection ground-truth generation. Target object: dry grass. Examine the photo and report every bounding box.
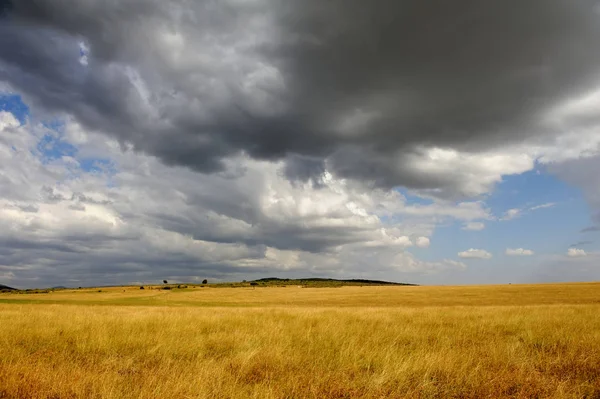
[1,283,600,398]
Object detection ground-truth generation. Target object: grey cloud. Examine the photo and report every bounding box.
[3,1,600,197]
[5,0,600,288]
[0,0,12,16]
[0,237,83,254]
[570,241,593,247]
[282,154,326,188]
[17,204,38,213]
[68,203,86,211]
[0,25,132,128]
[549,157,600,222]
[147,209,368,253]
[70,192,112,205]
[0,225,271,288]
[1,114,466,287]
[581,226,600,233]
[41,186,66,202]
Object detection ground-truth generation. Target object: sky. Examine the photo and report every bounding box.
[1,1,600,288]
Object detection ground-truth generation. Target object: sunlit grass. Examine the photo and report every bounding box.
[1,283,599,398]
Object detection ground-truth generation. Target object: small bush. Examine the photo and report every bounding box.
[250,282,258,286]
[162,286,171,290]
[140,286,145,290]
[202,279,208,284]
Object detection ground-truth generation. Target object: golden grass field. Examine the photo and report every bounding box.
[1,283,600,398]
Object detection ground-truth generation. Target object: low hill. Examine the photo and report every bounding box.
[250,277,416,287]
[0,284,16,291]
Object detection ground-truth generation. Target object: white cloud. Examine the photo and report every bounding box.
[530,203,555,211]
[567,248,587,257]
[404,146,535,198]
[458,249,492,259]
[415,236,430,248]
[499,203,556,222]
[401,200,491,221]
[462,222,485,231]
[505,248,534,256]
[0,113,491,287]
[501,208,521,221]
[3,2,600,287]
[0,111,20,130]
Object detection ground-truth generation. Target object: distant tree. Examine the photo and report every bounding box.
[140,286,145,290]
[202,279,208,284]
[163,280,168,284]
[242,280,247,283]
[250,282,258,286]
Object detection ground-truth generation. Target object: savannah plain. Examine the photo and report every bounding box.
[1,282,600,399]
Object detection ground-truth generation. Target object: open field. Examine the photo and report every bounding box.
[1,283,600,398]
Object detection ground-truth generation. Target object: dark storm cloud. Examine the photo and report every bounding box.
[282,154,326,187]
[0,230,271,288]
[0,237,83,254]
[2,0,600,195]
[144,203,374,253]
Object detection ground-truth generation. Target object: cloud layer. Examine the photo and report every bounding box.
[458,249,492,260]
[0,112,473,287]
[506,248,534,256]
[2,1,600,286]
[2,1,600,200]
[567,248,587,258]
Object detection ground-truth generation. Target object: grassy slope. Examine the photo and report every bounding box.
[1,282,598,307]
[1,283,599,398]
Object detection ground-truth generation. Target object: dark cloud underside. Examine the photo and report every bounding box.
[1,1,600,195]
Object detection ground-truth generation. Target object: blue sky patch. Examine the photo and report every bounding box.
[0,94,29,124]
